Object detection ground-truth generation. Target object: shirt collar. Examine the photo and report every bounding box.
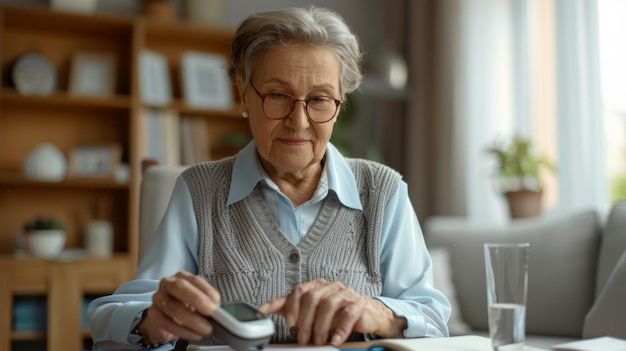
[227,140,362,210]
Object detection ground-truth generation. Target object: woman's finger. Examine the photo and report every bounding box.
[156,293,214,336]
[258,296,287,315]
[159,272,220,316]
[328,302,362,346]
[294,280,344,344]
[175,271,221,302]
[302,281,358,345]
[281,278,329,332]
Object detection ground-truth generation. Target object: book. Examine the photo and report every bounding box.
[346,335,493,351]
[180,115,211,165]
[191,116,210,162]
[344,336,552,351]
[145,109,163,164]
[180,116,197,165]
[551,336,626,351]
[161,109,181,166]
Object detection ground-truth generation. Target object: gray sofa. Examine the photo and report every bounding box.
[423,202,626,349]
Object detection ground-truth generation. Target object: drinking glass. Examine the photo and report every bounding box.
[484,243,529,351]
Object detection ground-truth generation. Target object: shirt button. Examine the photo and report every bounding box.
[289,252,300,263]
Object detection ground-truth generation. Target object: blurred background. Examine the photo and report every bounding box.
[2,0,624,224]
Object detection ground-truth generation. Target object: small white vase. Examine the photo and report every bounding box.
[85,220,113,258]
[23,143,67,182]
[50,0,97,14]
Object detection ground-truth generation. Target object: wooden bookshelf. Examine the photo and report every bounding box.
[0,4,249,351]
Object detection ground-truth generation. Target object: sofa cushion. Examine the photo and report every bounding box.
[429,247,472,335]
[425,210,602,337]
[595,202,626,296]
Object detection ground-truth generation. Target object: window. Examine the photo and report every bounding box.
[449,0,621,223]
[598,0,626,203]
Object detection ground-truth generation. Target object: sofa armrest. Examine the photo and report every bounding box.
[583,250,626,339]
[595,202,626,295]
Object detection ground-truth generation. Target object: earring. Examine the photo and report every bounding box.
[242,112,249,118]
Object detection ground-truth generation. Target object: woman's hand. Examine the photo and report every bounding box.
[135,271,221,345]
[259,279,406,346]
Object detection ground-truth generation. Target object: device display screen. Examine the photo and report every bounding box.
[221,302,264,322]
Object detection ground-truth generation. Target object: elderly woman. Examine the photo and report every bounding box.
[89,6,450,350]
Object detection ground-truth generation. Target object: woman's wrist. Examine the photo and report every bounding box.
[369,299,407,338]
[132,309,162,349]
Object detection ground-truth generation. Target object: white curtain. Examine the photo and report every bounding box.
[442,0,520,224]
[554,0,607,215]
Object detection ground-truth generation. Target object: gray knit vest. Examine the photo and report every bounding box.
[182,156,401,344]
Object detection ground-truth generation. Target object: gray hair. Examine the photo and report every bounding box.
[228,6,363,97]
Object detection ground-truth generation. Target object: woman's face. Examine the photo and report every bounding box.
[239,45,341,178]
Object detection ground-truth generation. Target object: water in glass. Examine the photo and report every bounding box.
[488,302,526,351]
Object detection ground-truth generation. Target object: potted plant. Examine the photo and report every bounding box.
[486,135,556,218]
[23,217,67,258]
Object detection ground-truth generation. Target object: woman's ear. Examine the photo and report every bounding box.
[235,76,250,114]
[235,76,247,105]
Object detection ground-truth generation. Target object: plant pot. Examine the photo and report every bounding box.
[26,229,66,258]
[505,190,542,219]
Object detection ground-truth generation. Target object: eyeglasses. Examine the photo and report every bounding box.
[250,82,342,123]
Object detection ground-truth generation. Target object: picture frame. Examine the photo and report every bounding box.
[68,52,117,97]
[67,144,122,179]
[139,50,172,106]
[180,51,233,110]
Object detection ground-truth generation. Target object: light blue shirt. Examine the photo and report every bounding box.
[88,142,450,350]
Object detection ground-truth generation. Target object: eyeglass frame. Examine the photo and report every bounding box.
[249,82,342,123]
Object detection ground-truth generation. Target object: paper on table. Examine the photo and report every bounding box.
[357,335,492,351]
[346,336,548,351]
[187,336,552,351]
[187,337,488,351]
[551,336,626,351]
[186,345,338,351]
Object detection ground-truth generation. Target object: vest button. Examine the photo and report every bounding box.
[289,326,297,336]
[289,252,300,263]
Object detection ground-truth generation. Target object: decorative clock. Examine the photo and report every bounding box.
[12,52,57,96]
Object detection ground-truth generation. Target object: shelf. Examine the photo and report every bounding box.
[144,99,241,118]
[0,89,132,111]
[1,4,134,35]
[0,173,129,190]
[11,331,46,341]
